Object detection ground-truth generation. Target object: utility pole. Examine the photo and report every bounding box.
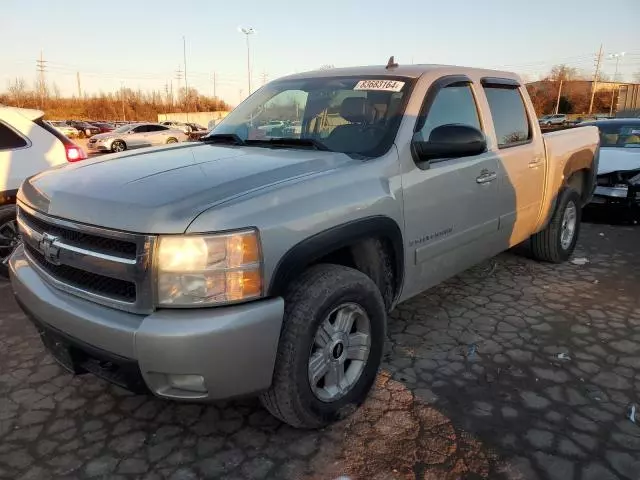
[554,79,563,114]
[261,70,268,86]
[588,44,604,115]
[76,71,82,98]
[175,66,183,110]
[183,36,189,121]
[212,72,217,99]
[35,50,46,109]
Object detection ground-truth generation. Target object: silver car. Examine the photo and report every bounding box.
[87,123,188,153]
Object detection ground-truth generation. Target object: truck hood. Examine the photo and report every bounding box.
[19,143,352,233]
[597,147,640,175]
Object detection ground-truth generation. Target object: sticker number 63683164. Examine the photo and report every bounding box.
[353,80,405,92]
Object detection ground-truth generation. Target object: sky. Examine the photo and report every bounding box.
[1,0,639,105]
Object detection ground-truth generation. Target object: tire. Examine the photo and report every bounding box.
[260,264,386,428]
[78,130,86,139]
[166,137,178,144]
[0,205,18,279]
[530,188,581,263]
[111,140,126,153]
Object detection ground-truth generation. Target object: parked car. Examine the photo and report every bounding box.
[46,120,81,138]
[90,122,115,134]
[0,106,87,276]
[538,114,567,126]
[583,118,640,214]
[160,121,192,134]
[87,123,188,153]
[9,64,598,428]
[66,120,101,138]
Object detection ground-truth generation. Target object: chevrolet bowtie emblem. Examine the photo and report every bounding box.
[39,233,61,265]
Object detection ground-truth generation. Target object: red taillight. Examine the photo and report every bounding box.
[66,144,87,162]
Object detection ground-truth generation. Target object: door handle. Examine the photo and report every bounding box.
[529,156,544,168]
[476,171,497,184]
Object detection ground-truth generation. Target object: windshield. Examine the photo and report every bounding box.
[595,124,640,148]
[113,125,133,133]
[208,76,413,156]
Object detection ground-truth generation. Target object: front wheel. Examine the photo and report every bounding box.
[166,137,178,144]
[530,188,581,263]
[260,264,386,428]
[111,140,126,153]
[0,206,19,278]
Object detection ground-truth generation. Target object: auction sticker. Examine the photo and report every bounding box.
[354,80,405,92]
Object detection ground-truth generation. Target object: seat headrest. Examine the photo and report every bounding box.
[340,97,375,124]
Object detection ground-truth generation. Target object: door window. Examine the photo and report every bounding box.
[0,122,28,150]
[132,125,148,133]
[146,125,165,132]
[483,86,531,148]
[419,83,481,140]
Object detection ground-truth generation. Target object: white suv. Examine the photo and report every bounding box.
[0,106,87,276]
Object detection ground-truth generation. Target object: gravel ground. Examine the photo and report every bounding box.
[0,221,639,480]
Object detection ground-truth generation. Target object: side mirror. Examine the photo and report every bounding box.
[412,124,486,163]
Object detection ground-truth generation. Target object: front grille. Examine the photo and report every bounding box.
[21,209,136,258]
[18,204,155,312]
[25,243,136,302]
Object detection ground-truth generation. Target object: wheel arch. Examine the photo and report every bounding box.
[268,216,404,308]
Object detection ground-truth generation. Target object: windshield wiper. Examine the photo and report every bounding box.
[200,133,246,146]
[245,138,330,151]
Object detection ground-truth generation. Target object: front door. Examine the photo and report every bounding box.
[401,78,502,300]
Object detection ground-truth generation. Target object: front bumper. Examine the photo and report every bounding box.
[10,246,284,400]
[591,185,640,208]
[87,141,111,151]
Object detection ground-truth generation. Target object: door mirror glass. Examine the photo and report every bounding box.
[412,124,486,162]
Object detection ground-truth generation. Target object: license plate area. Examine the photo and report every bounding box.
[36,326,84,374]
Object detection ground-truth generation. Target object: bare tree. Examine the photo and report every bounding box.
[7,77,28,107]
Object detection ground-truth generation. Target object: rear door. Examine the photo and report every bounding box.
[148,125,171,145]
[481,80,546,246]
[128,125,149,148]
[400,76,502,299]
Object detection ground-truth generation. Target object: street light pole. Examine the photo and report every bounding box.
[183,35,189,121]
[609,52,625,116]
[239,27,255,98]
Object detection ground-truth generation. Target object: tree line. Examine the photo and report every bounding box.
[0,78,230,121]
[525,64,632,116]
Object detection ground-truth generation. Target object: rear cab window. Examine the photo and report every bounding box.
[482,82,531,148]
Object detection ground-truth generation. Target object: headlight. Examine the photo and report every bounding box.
[156,229,262,307]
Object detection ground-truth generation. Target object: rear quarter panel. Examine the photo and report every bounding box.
[533,126,599,233]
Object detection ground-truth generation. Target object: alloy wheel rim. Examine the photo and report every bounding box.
[308,302,371,402]
[561,202,577,250]
[0,219,19,265]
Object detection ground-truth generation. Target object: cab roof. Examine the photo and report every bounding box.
[279,64,520,83]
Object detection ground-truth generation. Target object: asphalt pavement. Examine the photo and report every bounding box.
[1,221,639,480]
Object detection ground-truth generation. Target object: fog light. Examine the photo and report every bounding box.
[166,374,207,393]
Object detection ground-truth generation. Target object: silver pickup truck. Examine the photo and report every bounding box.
[9,63,599,428]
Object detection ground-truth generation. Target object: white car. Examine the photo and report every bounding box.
[160,121,192,134]
[0,106,87,275]
[538,114,567,126]
[87,123,188,153]
[46,120,80,138]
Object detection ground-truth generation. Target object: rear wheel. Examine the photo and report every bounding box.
[260,264,386,428]
[530,188,581,263]
[0,206,19,278]
[111,140,126,153]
